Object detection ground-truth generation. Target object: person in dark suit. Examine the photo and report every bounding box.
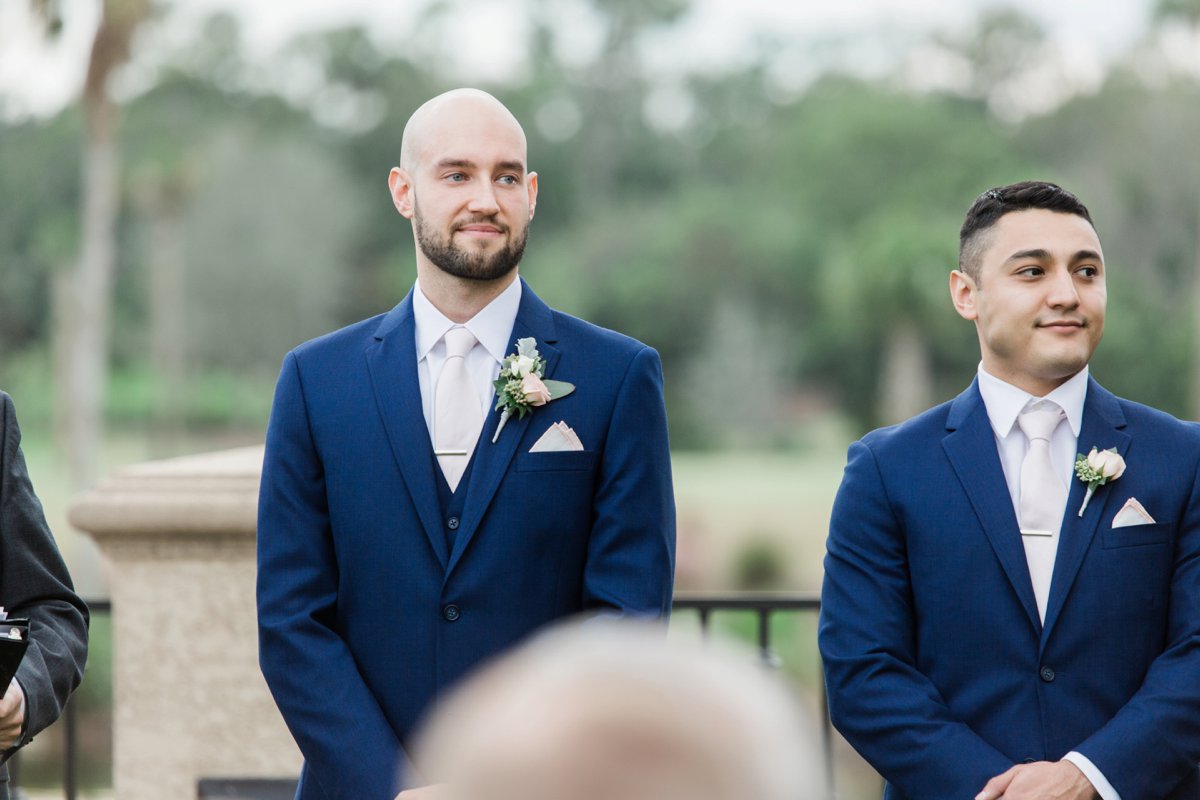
[0,391,89,799]
[256,88,675,800]
[819,181,1200,800]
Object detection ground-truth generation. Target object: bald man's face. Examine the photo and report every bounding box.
[389,97,538,282]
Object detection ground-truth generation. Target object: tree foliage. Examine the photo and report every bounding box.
[1,1,1198,448]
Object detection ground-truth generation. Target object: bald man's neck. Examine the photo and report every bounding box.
[417,264,519,324]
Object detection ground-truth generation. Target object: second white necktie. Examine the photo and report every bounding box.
[1016,401,1067,622]
[434,327,482,492]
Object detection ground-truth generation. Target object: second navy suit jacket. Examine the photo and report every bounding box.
[819,377,1200,800]
[257,280,676,800]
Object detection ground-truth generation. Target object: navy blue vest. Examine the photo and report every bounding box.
[434,445,479,554]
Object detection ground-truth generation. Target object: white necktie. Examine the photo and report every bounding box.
[434,327,482,492]
[1016,402,1067,622]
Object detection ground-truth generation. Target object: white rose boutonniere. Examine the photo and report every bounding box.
[491,338,575,443]
[1074,447,1126,517]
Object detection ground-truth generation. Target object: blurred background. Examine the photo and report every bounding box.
[1,0,1199,795]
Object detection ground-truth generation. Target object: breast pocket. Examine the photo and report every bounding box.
[514,450,598,473]
[1102,521,1172,549]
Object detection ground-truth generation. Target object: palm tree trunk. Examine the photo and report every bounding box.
[878,317,933,425]
[51,0,148,489]
[144,182,189,453]
[55,99,119,489]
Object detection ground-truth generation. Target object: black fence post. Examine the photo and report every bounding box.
[671,592,831,797]
[64,694,78,800]
[757,608,772,665]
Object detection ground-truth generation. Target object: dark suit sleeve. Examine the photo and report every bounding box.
[256,353,412,800]
[0,393,88,748]
[819,439,1011,797]
[1073,455,1200,800]
[582,345,675,616]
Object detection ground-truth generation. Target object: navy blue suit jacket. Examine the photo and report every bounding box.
[256,281,675,799]
[819,377,1200,800]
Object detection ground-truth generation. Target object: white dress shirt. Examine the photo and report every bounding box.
[977,365,1088,523]
[975,364,1120,800]
[412,277,522,444]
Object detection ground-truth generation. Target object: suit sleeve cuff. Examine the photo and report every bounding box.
[1063,751,1120,800]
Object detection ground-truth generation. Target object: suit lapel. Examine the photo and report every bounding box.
[1040,378,1129,644]
[364,292,450,569]
[447,280,560,577]
[942,381,1042,631]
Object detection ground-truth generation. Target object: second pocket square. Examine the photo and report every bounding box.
[529,421,584,452]
[1112,497,1156,528]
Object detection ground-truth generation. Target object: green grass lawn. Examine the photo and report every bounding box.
[672,446,848,591]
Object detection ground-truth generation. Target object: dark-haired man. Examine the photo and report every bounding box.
[256,89,675,800]
[820,181,1200,800]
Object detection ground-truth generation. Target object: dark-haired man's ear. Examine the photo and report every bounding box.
[950,270,979,322]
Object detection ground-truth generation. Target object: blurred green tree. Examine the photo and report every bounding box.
[3,0,1200,448]
[1148,0,1200,419]
[0,114,81,367]
[1017,77,1200,419]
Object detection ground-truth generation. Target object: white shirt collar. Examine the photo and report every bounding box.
[976,364,1089,440]
[412,276,522,364]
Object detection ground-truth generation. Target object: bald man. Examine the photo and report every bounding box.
[256,89,675,800]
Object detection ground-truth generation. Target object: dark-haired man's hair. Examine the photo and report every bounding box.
[958,181,1095,283]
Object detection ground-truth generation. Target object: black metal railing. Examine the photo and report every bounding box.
[9,597,111,800]
[672,591,833,793]
[68,597,109,800]
[19,593,834,799]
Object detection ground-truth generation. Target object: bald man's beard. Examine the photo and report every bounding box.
[413,203,528,282]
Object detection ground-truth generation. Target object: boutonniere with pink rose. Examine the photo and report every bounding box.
[1074,447,1126,516]
[491,337,575,443]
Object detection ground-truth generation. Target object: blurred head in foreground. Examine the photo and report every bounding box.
[412,620,824,800]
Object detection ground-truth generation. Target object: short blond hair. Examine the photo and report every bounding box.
[411,619,824,800]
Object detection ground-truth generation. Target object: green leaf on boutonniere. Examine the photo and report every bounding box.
[542,379,575,400]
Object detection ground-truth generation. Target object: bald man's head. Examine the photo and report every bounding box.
[387,89,538,285]
[400,88,528,173]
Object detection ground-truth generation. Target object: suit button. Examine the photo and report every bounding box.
[447,516,460,530]
[443,604,461,622]
[1039,666,1055,682]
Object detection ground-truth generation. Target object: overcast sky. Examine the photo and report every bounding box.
[0,0,1154,120]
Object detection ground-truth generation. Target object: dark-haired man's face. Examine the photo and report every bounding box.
[950,209,1105,396]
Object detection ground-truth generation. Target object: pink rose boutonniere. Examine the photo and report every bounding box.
[491,338,575,443]
[1074,447,1126,517]
[520,373,552,406]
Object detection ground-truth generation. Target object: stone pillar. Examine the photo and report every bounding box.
[70,445,301,800]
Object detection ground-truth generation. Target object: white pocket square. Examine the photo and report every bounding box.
[529,421,584,453]
[1112,497,1156,528]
